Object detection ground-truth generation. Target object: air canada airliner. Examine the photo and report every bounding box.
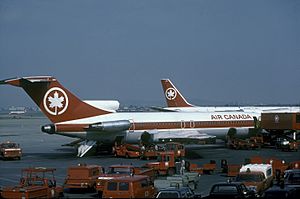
[1,76,260,157]
[160,79,300,113]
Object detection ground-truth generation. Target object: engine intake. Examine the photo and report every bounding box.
[41,124,56,134]
[125,131,153,144]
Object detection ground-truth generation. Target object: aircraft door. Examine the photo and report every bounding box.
[190,120,195,128]
[181,120,186,129]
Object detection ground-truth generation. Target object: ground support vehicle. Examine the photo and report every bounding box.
[113,143,141,158]
[0,141,22,160]
[189,160,217,175]
[1,186,49,199]
[247,156,263,164]
[227,164,242,177]
[208,182,255,199]
[64,163,104,191]
[1,167,63,199]
[266,158,289,178]
[141,147,160,160]
[140,144,164,160]
[102,175,156,198]
[236,164,273,197]
[227,137,260,150]
[261,112,300,132]
[275,137,298,151]
[164,142,185,159]
[145,151,181,176]
[249,136,264,147]
[154,172,200,191]
[220,159,241,177]
[106,164,155,179]
[141,142,185,160]
[288,161,300,169]
[96,164,155,197]
[146,151,215,176]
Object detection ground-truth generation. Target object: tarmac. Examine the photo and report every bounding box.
[0,114,300,198]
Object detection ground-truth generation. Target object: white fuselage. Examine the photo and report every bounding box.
[163,106,300,113]
[55,111,261,143]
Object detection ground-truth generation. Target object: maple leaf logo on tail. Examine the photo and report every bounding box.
[165,88,177,100]
[43,87,69,115]
[48,91,65,115]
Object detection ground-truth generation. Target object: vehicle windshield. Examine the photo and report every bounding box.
[236,174,264,182]
[107,167,131,174]
[285,172,300,184]
[1,143,18,148]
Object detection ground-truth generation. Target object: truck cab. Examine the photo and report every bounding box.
[0,141,22,160]
[146,151,179,176]
[102,175,156,198]
[164,142,185,158]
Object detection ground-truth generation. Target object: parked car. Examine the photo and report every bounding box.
[263,185,298,199]
[156,186,200,198]
[208,182,255,199]
[283,169,300,196]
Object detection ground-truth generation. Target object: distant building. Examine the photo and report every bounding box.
[8,106,26,115]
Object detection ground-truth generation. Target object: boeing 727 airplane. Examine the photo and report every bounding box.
[160,79,300,113]
[1,76,260,157]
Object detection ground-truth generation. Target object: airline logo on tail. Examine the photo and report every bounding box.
[43,87,69,115]
[161,79,193,107]
[165,88,177,100]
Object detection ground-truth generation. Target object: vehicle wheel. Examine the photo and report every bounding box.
[167,168,175,176]
[125,153,129,158]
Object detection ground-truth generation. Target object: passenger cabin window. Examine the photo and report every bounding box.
[119,182,129,191]
[107,182,117,191]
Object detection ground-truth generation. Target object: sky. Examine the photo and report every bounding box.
[0,0,300,108]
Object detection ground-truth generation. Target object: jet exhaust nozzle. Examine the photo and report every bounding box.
[41,124,56,134]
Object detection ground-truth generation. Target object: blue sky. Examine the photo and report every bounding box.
[1,0,299,107]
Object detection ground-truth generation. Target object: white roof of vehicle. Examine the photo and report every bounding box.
[240,164,273,178]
